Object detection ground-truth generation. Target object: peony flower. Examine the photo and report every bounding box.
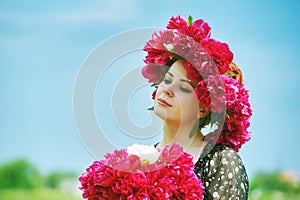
[189,18,211,42]
[204,76,252,152]
[195,75,226,113]
[167,15,211,42]
[182,60,203,83]
[159,143,184,164]
[173,34,199,60]
[141,64,169,83]
[202,39,233,74]
[151,86,158,100]
[127,143,161,164]
[167,14,188,30]
[143,30,175,65]
[79,143,204,199]
[93,165,117,187]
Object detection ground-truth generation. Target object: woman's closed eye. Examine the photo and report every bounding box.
[163,78,193,93]
[163,77,172,84]
[180,86,192,93]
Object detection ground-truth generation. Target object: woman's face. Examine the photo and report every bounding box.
[154,60,200,124]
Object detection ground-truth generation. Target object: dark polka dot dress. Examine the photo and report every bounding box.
[195,143,249,200]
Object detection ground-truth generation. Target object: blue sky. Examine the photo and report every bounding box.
[1,0,300,179]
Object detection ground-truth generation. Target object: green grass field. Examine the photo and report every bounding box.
[0,188,82,200]
[1,187,300,200]
[249,190,300,200]
[1,159,299,200]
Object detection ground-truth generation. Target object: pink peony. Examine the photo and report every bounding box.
[189,18,211,42]
[166,15,188,30]
[202,39,233,74]
[195,75,226,113]
[172,33,199,60]
[204,76,252,152]
[167,15,211,42]
[159,143,184,164]
[218,76,252,151]
[141,64,169,83]
[143,30,175,65]
[182,60,203,83]
[79,144,204,199]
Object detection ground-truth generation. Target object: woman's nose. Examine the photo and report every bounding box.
[163,88,174,98]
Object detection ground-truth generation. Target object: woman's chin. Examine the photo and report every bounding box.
[153,106,167,120]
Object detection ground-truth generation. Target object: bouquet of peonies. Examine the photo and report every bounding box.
[79,143,204,199]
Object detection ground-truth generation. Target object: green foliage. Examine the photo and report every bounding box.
[0,159,42,189]
[0,159,81,199]
[2,159,300,199]
[44,172,77,189]
[249,171,300,200]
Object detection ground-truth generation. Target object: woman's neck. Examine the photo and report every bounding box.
[158,119,204,150]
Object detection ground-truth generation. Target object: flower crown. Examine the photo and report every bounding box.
[142,15,252,152]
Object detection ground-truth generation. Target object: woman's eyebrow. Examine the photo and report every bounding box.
[180,79,190,83]
[180,79,197,88]
[166,72,173,77]
[167,72,189,82]
[167,71,196,87]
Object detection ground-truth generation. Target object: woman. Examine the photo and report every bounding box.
[142,15,252,199]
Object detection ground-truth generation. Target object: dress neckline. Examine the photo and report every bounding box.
[154,140,216,164]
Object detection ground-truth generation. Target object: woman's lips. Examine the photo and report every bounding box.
[158,99,172,107]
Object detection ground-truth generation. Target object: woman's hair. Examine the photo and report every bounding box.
[227,62,243,85]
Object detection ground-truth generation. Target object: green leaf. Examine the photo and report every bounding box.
[151,82,160,87]
[147,106,154,111]
[189,119,200,138]
[225,72,233,77]
[188,15,193,26]
[225,110,230,118]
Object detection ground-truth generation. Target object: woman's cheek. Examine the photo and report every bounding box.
[181,96,199,115]
[154,88,161,100]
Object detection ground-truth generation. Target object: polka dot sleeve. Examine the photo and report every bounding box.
[195,145,249,200]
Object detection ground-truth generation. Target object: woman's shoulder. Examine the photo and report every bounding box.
[195,144,249,199]
[200,143,243,163]
[209,144,242,161]
[195,144,247,178]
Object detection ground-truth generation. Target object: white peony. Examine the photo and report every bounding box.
[127,143,160,164]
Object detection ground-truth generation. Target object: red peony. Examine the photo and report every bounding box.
[167,15,211,43]
[202,39,233,74]
[143,31,175,65]
[190,18,211,42]
[167,15,188,30]
[195,75,226,113]
[182,60,203,83]
[204,76,252,152]
[79,143,204,199]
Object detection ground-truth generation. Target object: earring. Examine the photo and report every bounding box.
[197,112,202,119]
[197,111,206,119]
[198,106,210,119]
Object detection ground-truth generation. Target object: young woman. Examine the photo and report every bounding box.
[142,15,252,199]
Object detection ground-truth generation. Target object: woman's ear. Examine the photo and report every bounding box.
[197,105,210,118]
